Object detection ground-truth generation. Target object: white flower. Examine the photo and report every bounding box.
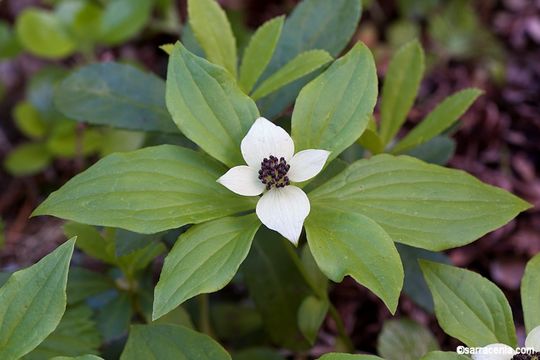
[217,117,330,245]
[472,325,540,359]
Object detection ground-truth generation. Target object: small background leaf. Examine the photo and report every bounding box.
[188,0,237,76]
[379,40,425,145]
[377,318,439,360]
[251,50,332,101]
[239,16,284,93]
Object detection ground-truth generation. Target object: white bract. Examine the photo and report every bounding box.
[217,117,330,245]
[471,325,540,359]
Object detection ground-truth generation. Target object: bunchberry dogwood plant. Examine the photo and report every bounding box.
[0,0,533,358]
[218,117,330,244]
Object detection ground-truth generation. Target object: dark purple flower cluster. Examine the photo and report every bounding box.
[258,155,291,190]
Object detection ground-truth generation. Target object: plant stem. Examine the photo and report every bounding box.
[198,294,214,337]
[328,304,354,353]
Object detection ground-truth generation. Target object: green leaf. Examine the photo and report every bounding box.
[16,8,76,59]
[379,40,425,145]
[257,0,362,118]
[64,222,115,264]
[0,239,75,360]
[54,62,177,133]
[24,305,101,359]
[114,229,157,257]
[420,261,517,347]
[153,214,260,319]
[28,67,68,122]
[392,88,482,153]
[116,240,165,277]
[318,354,384,360]
[99,0,152,45]
[251,50,332,101]
[120,324,231,360]
[152,306,194,329]
[234,348,286,360]
[55,0,103,48]
[303,158,348,193]
[187,0,237,76]
[291,43,377,161]
[51,355,103,360]
[377,319,439,360]
[96,292,132,341]
[358,128,385,155]
[309,154,530,251]
[13,102,47,139]
[405,136,456,165]
[242,228,312,350]
[211,302,262,341]
[4,143,52,177]
[166,43,259,167]
[239,16,284,93]
[66,267,113,305]
[420,352,469,360]
[521,253,540,333]
[305,208,403,313]
[397,244,450,313]
[33,145,256,233]
[0,21,21,59]
[298,296,328,344]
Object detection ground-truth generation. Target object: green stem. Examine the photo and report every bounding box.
[285,244,355,352]
[198,294,214,337]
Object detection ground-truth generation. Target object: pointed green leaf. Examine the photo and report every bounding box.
[153,214,260,319]
[120,324,230,360]
[521,253,540,333]
[257,0,362,118]
[33,145,256,233]
[25,304,101,359]
[377,319,439,360]
[54,62,177,133]
[0,239,75,360]
[239,16,284,93]
[379,40,425,144]
[310,154,530,251]
[251,50,332,101]
[305,208,403,313]
[188,0,237,76]
[392,88,482,153]
[420,261,517,347]
[298,296,328,345]
[292,43,378,161]
[166,43,259,167]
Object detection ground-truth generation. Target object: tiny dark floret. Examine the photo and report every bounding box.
[259,155,291,190]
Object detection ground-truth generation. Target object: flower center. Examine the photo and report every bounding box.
[512,353,540,360]
[258,155,290,190]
